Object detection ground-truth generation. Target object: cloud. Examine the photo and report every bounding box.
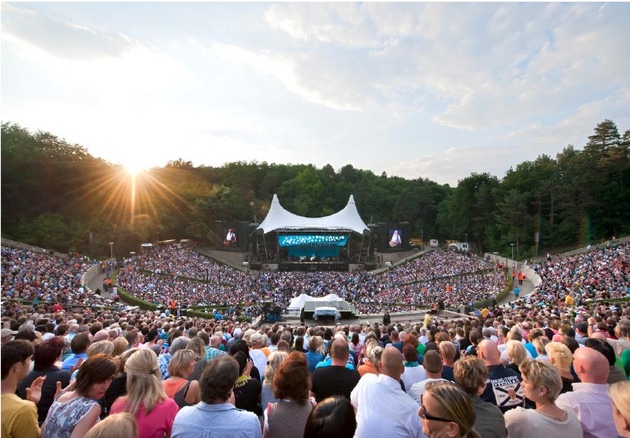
[1,3,134,60]
[213,42,372,111]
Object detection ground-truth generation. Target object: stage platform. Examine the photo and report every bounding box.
[302,300,356,320]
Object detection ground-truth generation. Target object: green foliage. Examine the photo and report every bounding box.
[2,120,629,257]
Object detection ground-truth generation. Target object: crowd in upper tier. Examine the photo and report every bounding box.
[113,246,505,315]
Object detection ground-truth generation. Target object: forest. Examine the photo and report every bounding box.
[2,120,629,259]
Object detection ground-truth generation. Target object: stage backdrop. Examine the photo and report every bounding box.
[278,234,348,259]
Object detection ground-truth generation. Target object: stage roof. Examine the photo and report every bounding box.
[257,194,369,235]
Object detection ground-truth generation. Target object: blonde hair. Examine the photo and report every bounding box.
[545,341,573,373]
[187,337,206,360]
[519,359,562,403]
[88,340,114,358]
[424,381,479,438]
[309,336,326,356]
[264,350,288,382]
[506,340,528,367]
[609,381,630,424]
[123,349,166,415]
[112,337,129,357]
[168,349,196,378]
[533,336,550,356]
[83,412,138,438]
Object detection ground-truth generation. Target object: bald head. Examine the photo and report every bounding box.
[573,346,609,384]
[478,340,501,365]
[380,346,404,380]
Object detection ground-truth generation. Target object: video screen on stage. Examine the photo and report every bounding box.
[223,227,238,248]
[388,228,403,248]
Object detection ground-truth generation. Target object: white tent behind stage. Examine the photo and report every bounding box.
[287,293,344,315]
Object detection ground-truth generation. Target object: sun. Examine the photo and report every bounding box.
[120,159,149,176]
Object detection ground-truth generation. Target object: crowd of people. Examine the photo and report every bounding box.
[113,245,505,315]
[2,240,629,437]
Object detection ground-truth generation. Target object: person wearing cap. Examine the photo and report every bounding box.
[1,328,17,344]
[248,332,267,379]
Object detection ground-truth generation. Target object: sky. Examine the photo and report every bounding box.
[2,2,629,187]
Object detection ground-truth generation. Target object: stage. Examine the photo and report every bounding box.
[302,300,356,321]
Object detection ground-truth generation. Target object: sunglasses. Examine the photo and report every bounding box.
[419,405,453,423]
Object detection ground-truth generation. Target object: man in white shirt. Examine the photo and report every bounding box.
[351,346,424,438]
[556,346,616,438]
[409,351,447,404]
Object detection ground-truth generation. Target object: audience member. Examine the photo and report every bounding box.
[1,340,43,438]
[454,356,506,438]
[351,346,423,438]
[419,381,480,438]
[304,395,357,438]
[172,355,262,438]
[504,360,582,437]
[110,349,179,438]
[264,351,313,438]
[311,339,360,402]
[556,346,617,438]
[42,354,116,438]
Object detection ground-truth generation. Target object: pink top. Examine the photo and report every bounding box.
[111,397,179,438]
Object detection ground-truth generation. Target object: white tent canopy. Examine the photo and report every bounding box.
[257,194,369,235]
[287,293,344,312]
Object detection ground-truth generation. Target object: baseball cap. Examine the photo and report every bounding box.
[1,328,17,338]
[250,332,262,344]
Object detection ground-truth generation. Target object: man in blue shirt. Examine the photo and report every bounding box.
[172,355,261,438]
[60,332,90,371]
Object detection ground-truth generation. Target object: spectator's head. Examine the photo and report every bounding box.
[585,338,616,367]
[124,349,164,415]
[505,340,528,368]
[438,341,456,364]
[545,341,573,373]
[83,412,138,438]
[187,337,206,360]
[454,356,488,396]
[304,396,357,438]
[70,332,91,354]
[264,350,288,383]
[199,355,238,404]
[273,351,311,405]
[477,340,501,365]
[229,340,251,360]
[519,359,562,403]
[369,345,384,372]
[380,346,405,380]
[308,335,323,353]
[1,339,33,380]
[168,349,196,379]
[533,336,550,356]
[75,354,116,399]
[420,381,476,438]
[469,329,482,346]
[423,350,443,375]
[33,337,64,370]
[169,336,190,356]
[112,337,129,357]
[609,380,630,437]
[94,330,110,342]
[403,344,418,363]
[329,339,350,363]
[87,340,114,358]
[276,340,290,352]
[572,346,609,384]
